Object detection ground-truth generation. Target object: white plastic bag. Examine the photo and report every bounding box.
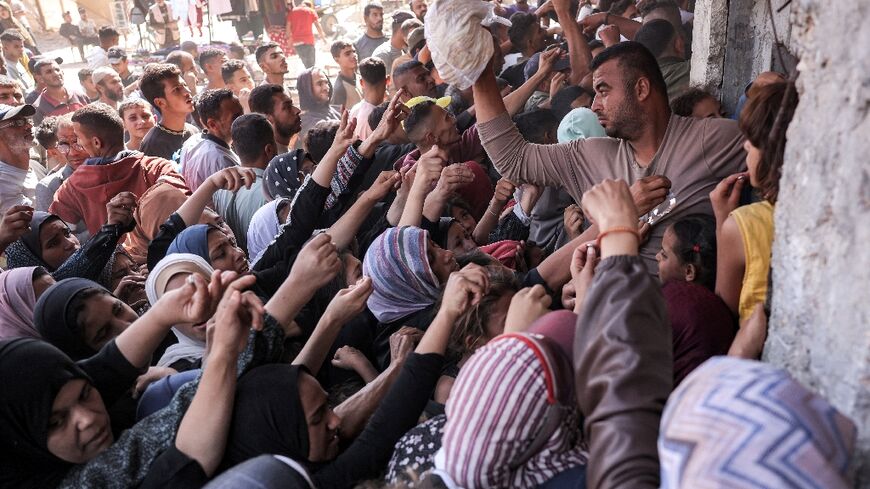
[424,0,512,90]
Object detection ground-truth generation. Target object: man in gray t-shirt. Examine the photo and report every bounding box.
[355,3,387,60]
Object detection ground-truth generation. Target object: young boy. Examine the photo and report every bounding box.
[349,57,387,140]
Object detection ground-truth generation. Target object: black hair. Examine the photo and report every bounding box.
[588,39,604,52]
[634,19,677,58]
[392,59,423,80]
[363,2,383,17]
[590,41,668,101]
[367,101,389,131]
[32,58,58,76]
[330,39,354,59]
[34,116,59,149]
[198,47,226,70]
[71,103,125,146]
[98,26,119,42]
[551,85,593,120]
[195,88,236,125]
[303,120,340,163]
[513,109,559,144]
[359,57,387,85]
[227,42,247,58]
[248,83,285,115]
[609,0,635,15]
[139,63,183,108]
[221,59,247,84]
[402,100,437,143]
[77,68,93,83]
[231,113,275,162]
[670,88,717,117]
[255,42,281,64]
[668,214,717,291]
[507,12,537,52]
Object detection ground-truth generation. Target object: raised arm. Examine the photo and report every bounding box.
[175,274,264,476]
[422,164,475,222]
[398,146,447,227]
[574,180,670,489]
[293,277,372,374]
[554,0,592,85]
[176,167,256,226]
[328,171,400,249]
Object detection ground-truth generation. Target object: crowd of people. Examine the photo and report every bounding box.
[0,0,860,488]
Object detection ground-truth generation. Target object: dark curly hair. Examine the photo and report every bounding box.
[668,214,717,291]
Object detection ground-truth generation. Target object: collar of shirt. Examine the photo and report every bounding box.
[204,133,230,149]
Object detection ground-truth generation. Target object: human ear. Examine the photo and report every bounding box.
[684,263,696,283]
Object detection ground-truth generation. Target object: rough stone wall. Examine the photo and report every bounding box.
[764,0,870,486]
[690,0,793,113]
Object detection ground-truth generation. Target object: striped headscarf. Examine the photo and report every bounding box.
[362,227,440,323]
[659,356,857,489]
[435,333,587,488]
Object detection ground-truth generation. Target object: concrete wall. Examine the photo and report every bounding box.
[763,0,870,486]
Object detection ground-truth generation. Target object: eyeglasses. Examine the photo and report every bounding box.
[0,118,30,129]
[57,141,84,154]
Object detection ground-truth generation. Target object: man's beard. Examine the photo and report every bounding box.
[277,121,299,139]
[108,90,123,102]
[605,94,645,141]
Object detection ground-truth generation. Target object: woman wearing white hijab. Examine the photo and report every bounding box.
[145,253,214,370]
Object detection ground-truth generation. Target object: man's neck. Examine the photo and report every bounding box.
[242,158,267,170]
[0,149,29,169]
[160,111,188,132]
[265,72,284,85]
[366,28,383,39]
[96,144,125,160]
[629,108,671,166]
[99,97,118,109]
[206,77,225,90]
[118,68,131,78]
[340,67,356,79]
[274,130,290,147]
[45,85,67,100]
[391,35,403,49]
[2,54,16,65]
[364,87,386,105]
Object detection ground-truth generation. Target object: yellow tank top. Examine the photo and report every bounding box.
[730,201,775,324]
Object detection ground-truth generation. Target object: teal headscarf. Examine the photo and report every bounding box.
[557,108,606,143]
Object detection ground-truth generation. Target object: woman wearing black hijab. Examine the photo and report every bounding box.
[3,209,131,288]
[221,264,492,488]
[0,273,277,489]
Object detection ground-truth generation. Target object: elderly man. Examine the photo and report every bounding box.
[0,103,37,213]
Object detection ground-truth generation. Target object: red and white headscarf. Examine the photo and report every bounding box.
[435,327,587,488]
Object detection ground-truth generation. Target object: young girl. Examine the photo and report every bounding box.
[711,80,798,323]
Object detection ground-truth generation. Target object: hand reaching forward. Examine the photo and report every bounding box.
[439,263,490,318]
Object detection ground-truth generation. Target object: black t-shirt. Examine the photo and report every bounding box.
[139,123,199,162]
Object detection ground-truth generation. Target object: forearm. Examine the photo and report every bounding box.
[176,180,217,225]
[387,190,409,226]
[503,71,547,117]
[472,62,508,124]
[333,362,403,439]
[327,193,378,249]
[313,144,348,188]
[416,309,457,355]
[472,201,504,244]
[422,191,448,222]
[175,351,237,476]
[264,281,317,334]
[556,5,591,85]
[607,15,641,39]
[537,224,598,290]
[398,186,427,227]
[114,306,174,368]
[292,314,343,375]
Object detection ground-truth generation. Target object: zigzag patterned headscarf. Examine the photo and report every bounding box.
[362,226,440,323]
[659,356,857,489]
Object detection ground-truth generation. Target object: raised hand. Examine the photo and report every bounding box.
[288,233,342,290]
[106,191,138,228]
[598,24,621,47]
[363,170,402,202]
[323,276,374,326]
[549,71,568,99]
[434,163,475,197]
[563,204,585,240]
[439,263,490,318]
[492,177,516,205]
[332,109,359,150]
[413,145,449,191]
[504,285,552,332]
[709,172,749,225]
[371,88,409,142]
[569,243,598,314]
[389,325,422,364]
[207,166,257,193]
[113,274,148,310]
[0,204,33,248]
[629,175,671,216]
[582,179,639,230]
[536,47,563,76]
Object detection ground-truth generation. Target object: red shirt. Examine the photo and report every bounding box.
[286,7,318,45]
